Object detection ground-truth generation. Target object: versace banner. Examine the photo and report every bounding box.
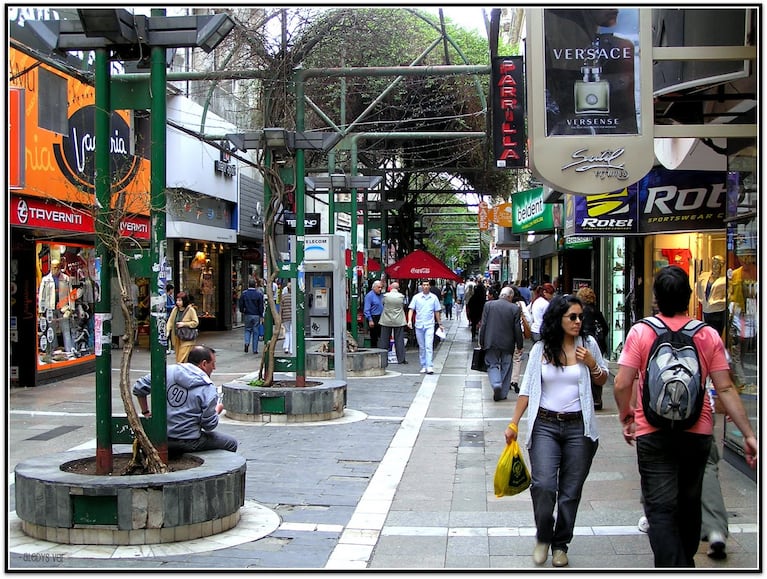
[526,9,654,195]
[491,56,526,169]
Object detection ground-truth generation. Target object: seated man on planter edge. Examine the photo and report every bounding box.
[133,345,238,455]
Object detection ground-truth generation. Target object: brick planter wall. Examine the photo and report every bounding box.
[14,449,245,545]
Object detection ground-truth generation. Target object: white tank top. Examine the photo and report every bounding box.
[540,362,582,412]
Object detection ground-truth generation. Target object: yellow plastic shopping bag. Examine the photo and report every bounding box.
[494,439,531,498]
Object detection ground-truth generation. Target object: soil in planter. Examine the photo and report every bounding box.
[61,453,203,476]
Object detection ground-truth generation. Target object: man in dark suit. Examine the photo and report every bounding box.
[479,286,524,401]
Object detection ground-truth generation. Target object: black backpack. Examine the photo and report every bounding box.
[639,316,706,430]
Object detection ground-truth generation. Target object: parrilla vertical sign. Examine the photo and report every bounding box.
[492,56,526,169]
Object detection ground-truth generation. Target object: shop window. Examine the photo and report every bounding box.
[178,245,218,319]
[36,242,97,369]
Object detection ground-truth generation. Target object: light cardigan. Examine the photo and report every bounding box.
[518,335,607,447]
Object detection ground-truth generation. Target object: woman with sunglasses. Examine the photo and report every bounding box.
[504,294,608,567]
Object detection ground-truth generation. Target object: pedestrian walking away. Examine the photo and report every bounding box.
[479,286,523,401]
[442,282,455,320]
[408,280,443,374]
[378,281,408,364]
[133,345,238,456]
[364,280,385,349]
[504,294,608,568]
[166,291,199,363]
[530,283,554,343]
[613,265,757,568]
[238,279,264,354]
[466,281,486,342]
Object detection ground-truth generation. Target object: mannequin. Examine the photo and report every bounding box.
[696,255,726,334]
[200,260,214,314]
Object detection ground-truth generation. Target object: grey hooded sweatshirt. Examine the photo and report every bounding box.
[132,363,219,440]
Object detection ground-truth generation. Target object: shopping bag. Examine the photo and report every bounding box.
[521,315,532,340]
[471,348,487,372]
[494,440,531,498]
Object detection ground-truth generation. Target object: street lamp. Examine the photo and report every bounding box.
[27,8,235,473]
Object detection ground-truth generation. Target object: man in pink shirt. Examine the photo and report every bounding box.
[614,266,757,568]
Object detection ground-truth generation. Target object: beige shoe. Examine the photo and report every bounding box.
[552,549,569,567]
[532,542,550,565]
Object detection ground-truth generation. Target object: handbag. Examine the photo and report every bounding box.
[471,347,487,372]
[175,308,199,341]
[494,440,531,498]
[521,315,532,340]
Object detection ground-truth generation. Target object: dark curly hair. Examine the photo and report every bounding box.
[540,294,584,368]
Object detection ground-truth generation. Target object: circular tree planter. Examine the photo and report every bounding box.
[222,378,347,423]
[14,449,246,545]
[306,348,388,377]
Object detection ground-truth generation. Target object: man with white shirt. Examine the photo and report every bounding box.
[407,280,443,374]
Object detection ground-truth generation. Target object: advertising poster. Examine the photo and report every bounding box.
[511,187,557,234]
[544,8,640,136]
[571,168,727,235]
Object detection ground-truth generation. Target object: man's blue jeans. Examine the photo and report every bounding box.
[637,430,711,567]
[244,314,261,351]
[415,324,435,369]
[485,348,512,398]
[528,415,598,552]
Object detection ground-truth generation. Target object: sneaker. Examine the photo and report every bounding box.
[532,542,550,565]
[420,367,427,374]
[552,549,569,567]
[637,515,649,533]
[426,367,434,374]
[707,531,727,560]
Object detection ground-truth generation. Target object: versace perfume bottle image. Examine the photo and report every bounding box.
[574,66,610,114]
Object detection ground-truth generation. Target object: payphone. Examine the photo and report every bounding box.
[286,234,347,379]
[308,274,331,336]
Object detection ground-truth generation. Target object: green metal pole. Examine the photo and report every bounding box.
[328,151,336,235]
[294,70,307,387]
[262,148,274,345]
[149,36,168,461]
[350,138,359,342]
[94,48,113,475]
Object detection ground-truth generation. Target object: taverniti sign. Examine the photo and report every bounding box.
[11,195,150,239]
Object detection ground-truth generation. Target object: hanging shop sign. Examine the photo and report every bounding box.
[11,195,150,239]
[478,201,490,231]
[491,56,526,169]
[283,212,321,234]
[488,202,514,227]
[525,9,654,194]
[511,187,559,234]
[568,168,727,235]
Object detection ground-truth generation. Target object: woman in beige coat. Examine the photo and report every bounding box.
[166,291,199,363]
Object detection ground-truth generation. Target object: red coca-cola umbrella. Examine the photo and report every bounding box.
[384,249,461,282]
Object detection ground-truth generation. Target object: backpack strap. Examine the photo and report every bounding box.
[638,316,667,336]
[680,319,706,337]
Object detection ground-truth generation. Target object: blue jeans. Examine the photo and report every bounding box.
[415,324,435,369]
[485,348,512,398]
[528,415,598,552]
[243,314,261,351]
[637,430,711,567]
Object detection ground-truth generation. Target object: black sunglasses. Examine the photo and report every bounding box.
[564,313,584,322]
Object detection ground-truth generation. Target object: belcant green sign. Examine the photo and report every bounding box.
[512,187,556,233]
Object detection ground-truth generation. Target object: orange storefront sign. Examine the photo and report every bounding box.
[488,202,514,227]
[9,47,150,215]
